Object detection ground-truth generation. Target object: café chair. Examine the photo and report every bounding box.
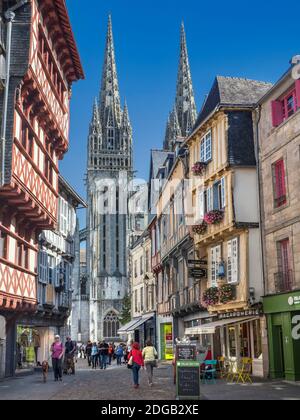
[235,358,253,384]
[202,360,217,385]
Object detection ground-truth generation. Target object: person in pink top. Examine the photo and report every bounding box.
[50,335,64,382]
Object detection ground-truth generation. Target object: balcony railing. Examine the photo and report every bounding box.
[274,270,294,293]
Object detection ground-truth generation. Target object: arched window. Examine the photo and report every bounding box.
[103,311,120,338]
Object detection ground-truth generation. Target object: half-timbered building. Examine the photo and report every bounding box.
[0,0,83,377]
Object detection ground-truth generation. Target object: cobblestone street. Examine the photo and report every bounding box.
[0,359,176,401]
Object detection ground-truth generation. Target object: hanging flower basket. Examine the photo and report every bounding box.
[219,284,236,304]
[191,161,207,176]
[203,287,219,306]
[192,221,208,235]
[204,210,224,225]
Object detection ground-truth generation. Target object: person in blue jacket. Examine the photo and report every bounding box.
[115,344,124,365]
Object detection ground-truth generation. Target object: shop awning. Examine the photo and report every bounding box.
[185,316,259,335]
[118,313,155,335]
[118,318,142,335]
[129,313,155,331]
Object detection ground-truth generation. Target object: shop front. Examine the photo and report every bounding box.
[264,291,300,381]
[118,313,156,348]
[185,310,265,377]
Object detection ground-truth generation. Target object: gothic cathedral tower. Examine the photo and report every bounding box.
[164,23,197,151]
[87,16,133,342]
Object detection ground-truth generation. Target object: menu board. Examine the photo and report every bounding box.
[177,361,200,400]
[176,345,196,361]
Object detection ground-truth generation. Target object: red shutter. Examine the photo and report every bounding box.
[295,79,300,109]
[271,100,283,127]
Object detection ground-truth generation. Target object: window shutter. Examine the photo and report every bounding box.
[221,177,226,208]
[232,238,239,284]
[296,79,300,109]
[199,190,205,220]
[271,100,283,127]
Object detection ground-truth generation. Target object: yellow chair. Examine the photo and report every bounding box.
[217,356,227,379]
[235,358,253,384]
[226,358,237,382]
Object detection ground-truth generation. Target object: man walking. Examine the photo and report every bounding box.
[86,340,93,367]
[64,337,76,375]
[99,340,109,370]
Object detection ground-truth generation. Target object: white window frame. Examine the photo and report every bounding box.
[227,238,239,284]
[211,245,221,287]
[207,187,214,212]
[200,130,212,163]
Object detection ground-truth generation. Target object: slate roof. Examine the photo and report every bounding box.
[149,150,172,181]
[195,76,273,129]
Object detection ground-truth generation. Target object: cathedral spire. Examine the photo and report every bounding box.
[175,21,197,137]
[99,15,122,129]
[90,98,102,134]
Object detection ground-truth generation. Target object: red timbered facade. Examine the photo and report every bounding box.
[0,0,83,376]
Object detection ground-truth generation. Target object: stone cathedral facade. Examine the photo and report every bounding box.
[86,16,133,342]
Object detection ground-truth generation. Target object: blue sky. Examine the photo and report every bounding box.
[63,0,300,227]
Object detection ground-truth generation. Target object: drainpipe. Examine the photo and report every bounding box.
[1,0,29,187]
[254,105,266,297]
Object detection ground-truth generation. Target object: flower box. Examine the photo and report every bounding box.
[219,284,236,304]
[191,161,207,176]
[204,210,224,225]
[203,287,219,306]
[192,221,207,235]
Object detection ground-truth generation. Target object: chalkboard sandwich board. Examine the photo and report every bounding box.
[176,361,200,400]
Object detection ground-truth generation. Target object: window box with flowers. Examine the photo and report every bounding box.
[191,161,207,176]
[203,287,219,306]
[219,284,236,304]
[192,221,207,235]
[204,210,224,225]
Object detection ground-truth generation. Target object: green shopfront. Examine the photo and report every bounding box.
[264,291,300,381]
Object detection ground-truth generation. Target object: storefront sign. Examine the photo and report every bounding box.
[176,361,201,400]
[218,309,262,319]
[188,259,207,265]
[189,268,207,278]
[176,344,197,361]
[288,295,300,307]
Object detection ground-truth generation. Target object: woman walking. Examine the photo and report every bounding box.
[91,342,99,369]
[128,342,144,389]
[50,335,64,382]
[142,341,158,386]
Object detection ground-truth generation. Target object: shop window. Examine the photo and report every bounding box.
[228,326,237,358]
[272,159,287,208]
[252,319,262,359]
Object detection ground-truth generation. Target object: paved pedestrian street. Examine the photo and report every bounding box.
[1,359,300,401]
[0,359,176,401]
